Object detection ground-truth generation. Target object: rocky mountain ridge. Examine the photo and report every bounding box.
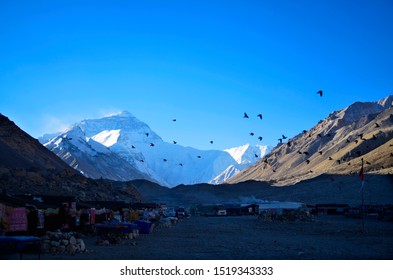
[227,95,393,185]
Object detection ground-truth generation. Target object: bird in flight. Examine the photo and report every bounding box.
[210,140,214,144]
[257,114,263,120]
[317,90,323,97]
[278,138,283,143]
[250,132,255,136]
[258,136,263,141]
[197,155,201,158]
[163,159,167,162]
[173,119,176,122]
[150,143,155,147]
[282,134,287,139]
[173,141,177,144]
[131,145,136,149]
[243,112,249,118]
[145,133,149,137]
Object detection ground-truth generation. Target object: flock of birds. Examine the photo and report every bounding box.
[132,90,327,167]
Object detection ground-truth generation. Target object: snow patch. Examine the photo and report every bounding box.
[91,129,121,147]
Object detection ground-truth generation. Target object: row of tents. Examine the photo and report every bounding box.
[0,193,161,236]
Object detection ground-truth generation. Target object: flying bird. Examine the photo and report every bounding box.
[163,159,167,162]
[317,90,323,97]
[132,145,136,149]
[173,141,177,144]
[318,151,323,155]
[258,136,263,141]
[210,141,214,144]
[150,143,155,147]
[278,138,283,143]
[257,114,263,120]
[179,163,183,166]
[145,133,149,137]
[243,112,249,118]
[250,132,255,136]
[255,154,259,158]
[173,119,177,122]
[197,156,201,158]
[282,134,287,139]
[375,123,380,128]
[306,159,310,164]
[329,157,333,160]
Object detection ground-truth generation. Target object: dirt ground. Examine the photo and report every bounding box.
[8,214,390,260]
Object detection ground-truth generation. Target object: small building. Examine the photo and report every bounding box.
[197,204,227,216]
[315,204,350,215]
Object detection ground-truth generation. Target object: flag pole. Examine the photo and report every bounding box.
[359,158,365,233]
[361,180,365,232]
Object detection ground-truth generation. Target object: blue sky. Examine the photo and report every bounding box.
[1,0,392,150]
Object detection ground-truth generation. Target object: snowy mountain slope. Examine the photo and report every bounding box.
[40,111,269,187]
[208,144,270,184]
[225,144,269,165]
[43,125,152,182]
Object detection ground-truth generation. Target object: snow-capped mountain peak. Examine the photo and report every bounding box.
[40,112,269,187]
[225,144,269,165]
[107,110,135,118]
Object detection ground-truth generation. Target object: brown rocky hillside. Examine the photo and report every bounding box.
[227,96,393,186]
